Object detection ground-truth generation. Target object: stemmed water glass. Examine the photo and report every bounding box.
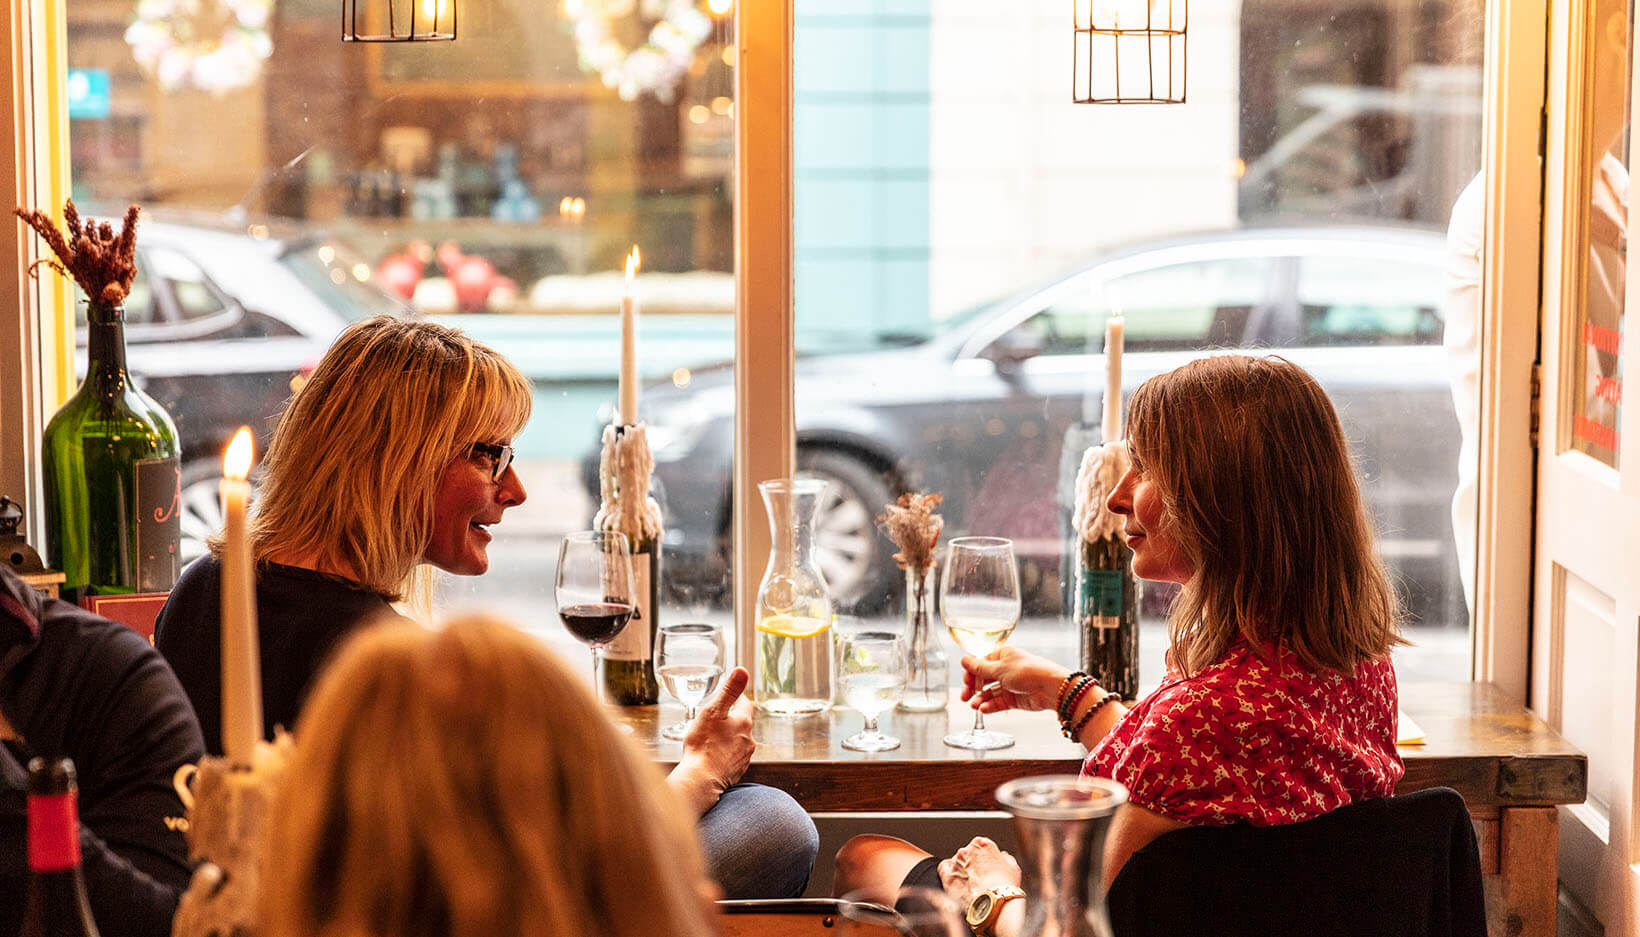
[655,622,725,741]
[839,631,905,752]
[555,531,635,692]
[941,536,1021,750]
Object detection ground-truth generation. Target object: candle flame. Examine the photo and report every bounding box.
[224,427,255,481]
[625,246,641,283]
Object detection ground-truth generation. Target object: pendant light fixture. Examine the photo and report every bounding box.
[1074,0,1186,104]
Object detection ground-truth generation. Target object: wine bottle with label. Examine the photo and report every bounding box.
[42,301,181,599]
[598,528,661,705]
[22,757,102,937]
[1076,533,1139,702]
[595,422,661,706]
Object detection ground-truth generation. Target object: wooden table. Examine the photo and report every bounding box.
[620,680,1585,937]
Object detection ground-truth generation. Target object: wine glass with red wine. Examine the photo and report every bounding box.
[556,531,636,693]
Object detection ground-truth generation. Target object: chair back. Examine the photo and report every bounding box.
[1105,787,1486,937]
[718,899,900,937]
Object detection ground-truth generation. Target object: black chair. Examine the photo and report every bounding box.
[1105,787,1487,937]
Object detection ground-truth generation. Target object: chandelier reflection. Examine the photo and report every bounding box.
[342,0,455,42]
[1074,0,1186,104]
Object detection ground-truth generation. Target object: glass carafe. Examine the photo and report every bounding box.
[755,478,835,715]
[996,775,1128,937]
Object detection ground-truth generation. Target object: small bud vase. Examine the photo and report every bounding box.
[898,564,948,711]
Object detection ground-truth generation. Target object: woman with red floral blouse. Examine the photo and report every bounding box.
[834,355,1406,937]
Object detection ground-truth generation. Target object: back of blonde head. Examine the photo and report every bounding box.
[260,615,716,937]
[244,316,531,607]
[1125,355,1403,676]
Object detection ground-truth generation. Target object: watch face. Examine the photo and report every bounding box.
[966,893,993,925]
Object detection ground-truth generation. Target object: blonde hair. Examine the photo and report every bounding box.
[1125,355,1404,677]
[241,316,531,609]
[260,615,716,937]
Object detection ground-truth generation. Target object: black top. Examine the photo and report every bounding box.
[0,564,204,937]
[154,556,400,756]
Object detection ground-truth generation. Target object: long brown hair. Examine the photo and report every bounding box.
[260,615,716,937]
[240,316,531,608]
[1125,355,1403,676]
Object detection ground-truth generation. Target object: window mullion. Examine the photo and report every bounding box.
[732,0,797,680]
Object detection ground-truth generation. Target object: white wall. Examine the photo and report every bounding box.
[928,1,1241,318]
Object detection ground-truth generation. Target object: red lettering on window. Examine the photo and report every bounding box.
[1595,377,1623,403]
[1584,322,1623,355]
[1575,414,1619,451]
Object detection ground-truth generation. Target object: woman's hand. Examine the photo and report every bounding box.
[960,647,1069,713]
[937,836,1022,911]
[668,666,755,815]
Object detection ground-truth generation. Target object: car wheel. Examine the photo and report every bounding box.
[798,449,899,613]
[178,460,228,568]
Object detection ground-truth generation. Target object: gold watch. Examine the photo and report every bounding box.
[965,885,1025,936]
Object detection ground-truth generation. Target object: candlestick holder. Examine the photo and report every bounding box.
[172,733,295,937]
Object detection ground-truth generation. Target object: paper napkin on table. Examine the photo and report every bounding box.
[1396,711,1426,746]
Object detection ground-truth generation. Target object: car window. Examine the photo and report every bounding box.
[1296,254,1443,346]
[145,245,229,322]
[1021,256,1275,355]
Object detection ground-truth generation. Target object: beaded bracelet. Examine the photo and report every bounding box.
[1064,690,1121,741]
[1058,677,1097,727]
[1055,671,1090,714]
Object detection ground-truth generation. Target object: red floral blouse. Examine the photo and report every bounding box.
[1082,643,1404,826]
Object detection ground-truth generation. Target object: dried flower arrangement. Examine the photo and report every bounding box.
[877,491,944,572]
[15,200,140,312]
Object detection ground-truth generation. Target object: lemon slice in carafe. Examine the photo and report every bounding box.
[756,613,831,639]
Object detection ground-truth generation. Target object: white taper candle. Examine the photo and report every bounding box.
[619,246,641,426]
[1103,316,1125,443]
[219,427,262,768]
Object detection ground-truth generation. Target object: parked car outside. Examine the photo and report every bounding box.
[586,224,1464,625]
[75,215,410,563]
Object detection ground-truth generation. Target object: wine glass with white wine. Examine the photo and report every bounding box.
[940,536,1020,750]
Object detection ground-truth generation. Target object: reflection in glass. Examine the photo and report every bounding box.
[795,0,1482,685]
[66,3,740,660]
[1571,0,1632,467]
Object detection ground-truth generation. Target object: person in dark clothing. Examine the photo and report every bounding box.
[154,316,531,756]
[0,563,203,937]
[155,558,403,756]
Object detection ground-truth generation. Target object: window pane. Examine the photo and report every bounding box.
[792,1,1480,689]
[66,5,738,670]
[1569,0,1631,466]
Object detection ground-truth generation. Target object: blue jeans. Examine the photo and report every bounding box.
[698,782,819,899]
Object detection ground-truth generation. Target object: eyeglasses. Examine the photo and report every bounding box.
[467,441,515,482]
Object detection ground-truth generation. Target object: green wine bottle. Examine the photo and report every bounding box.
[1076,534,1140,701]
[42,302,181,598]
[598,529,661,705]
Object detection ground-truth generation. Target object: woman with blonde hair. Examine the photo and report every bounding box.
[260,614,718,937]
[156,315,532,753]
[835,355,1406,936]
[156,315,818,899]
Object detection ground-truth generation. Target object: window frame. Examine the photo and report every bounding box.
[1,0,1545,695]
